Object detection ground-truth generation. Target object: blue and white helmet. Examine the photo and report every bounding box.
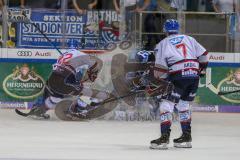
[136,50,151,63]
[163,19,179,33]
[68,39,79,49]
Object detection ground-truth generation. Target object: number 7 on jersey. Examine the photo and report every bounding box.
[176,43,187,58]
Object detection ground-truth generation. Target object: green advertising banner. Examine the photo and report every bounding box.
[0,62,239,106]
[196,66,240,105]
[0,63,52,102]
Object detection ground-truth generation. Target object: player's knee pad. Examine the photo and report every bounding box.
[159,100,174,125]
[176,100,191,123]
[159,99,175,113]
[45,96,62,109]
[175,100,190,111]
[160,111,172,125]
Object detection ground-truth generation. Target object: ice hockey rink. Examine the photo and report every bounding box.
[0,110,239,160]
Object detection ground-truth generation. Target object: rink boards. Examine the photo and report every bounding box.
[0,48,240,114]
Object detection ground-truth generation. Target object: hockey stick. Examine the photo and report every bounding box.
[22,11,63,55]
[15,108,49,119]
[91,90,145,106]
[16,90,144,118]
[218,89,240,95]
[15,108,31,117]
[91,80,173,107]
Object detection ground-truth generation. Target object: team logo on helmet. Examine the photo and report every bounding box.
[163,19,180,33]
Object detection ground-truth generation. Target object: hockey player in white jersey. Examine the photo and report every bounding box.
[150,19,208,149]
[24,39,100,119]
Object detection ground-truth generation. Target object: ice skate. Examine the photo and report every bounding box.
[173,132,192,148]
[28,105,50,119]
[67,97,90,117]
[150,132,170,150]
[68,105,88,117]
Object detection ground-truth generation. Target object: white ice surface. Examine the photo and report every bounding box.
[0,110,240,160]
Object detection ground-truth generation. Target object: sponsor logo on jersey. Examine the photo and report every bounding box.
[217,69,240,103]
[3,64,45,99]
[182,69,198,77]
[184,62,197,68]
[169,36,184,45]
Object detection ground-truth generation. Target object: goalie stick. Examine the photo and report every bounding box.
[15,108,30,117]
[91,79,174,107]
[22,11,63,55]
[218,89,240,95]
[64,81,173,120]
[15,108,49,119]
[90,90,145,107]
[15,90,145,118]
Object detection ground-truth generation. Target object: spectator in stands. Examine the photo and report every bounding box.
[212,0,236,13]
[0,0,3,19]
[113,0,120,13]
[0,0,3,10]
[8,0,24,8]
[187,0,199,11]
[45,0,61,9]
[170,0,185,11]
[96,0,115,10]
[136,0,159,50]
[71,0,98,14]
[204,0,214,12]
[21,0,49,8]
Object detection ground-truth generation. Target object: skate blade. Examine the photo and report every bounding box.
[150,143,168,150]
[174,142,192,148]
[65,113,89,121]
[29,115,50,120]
